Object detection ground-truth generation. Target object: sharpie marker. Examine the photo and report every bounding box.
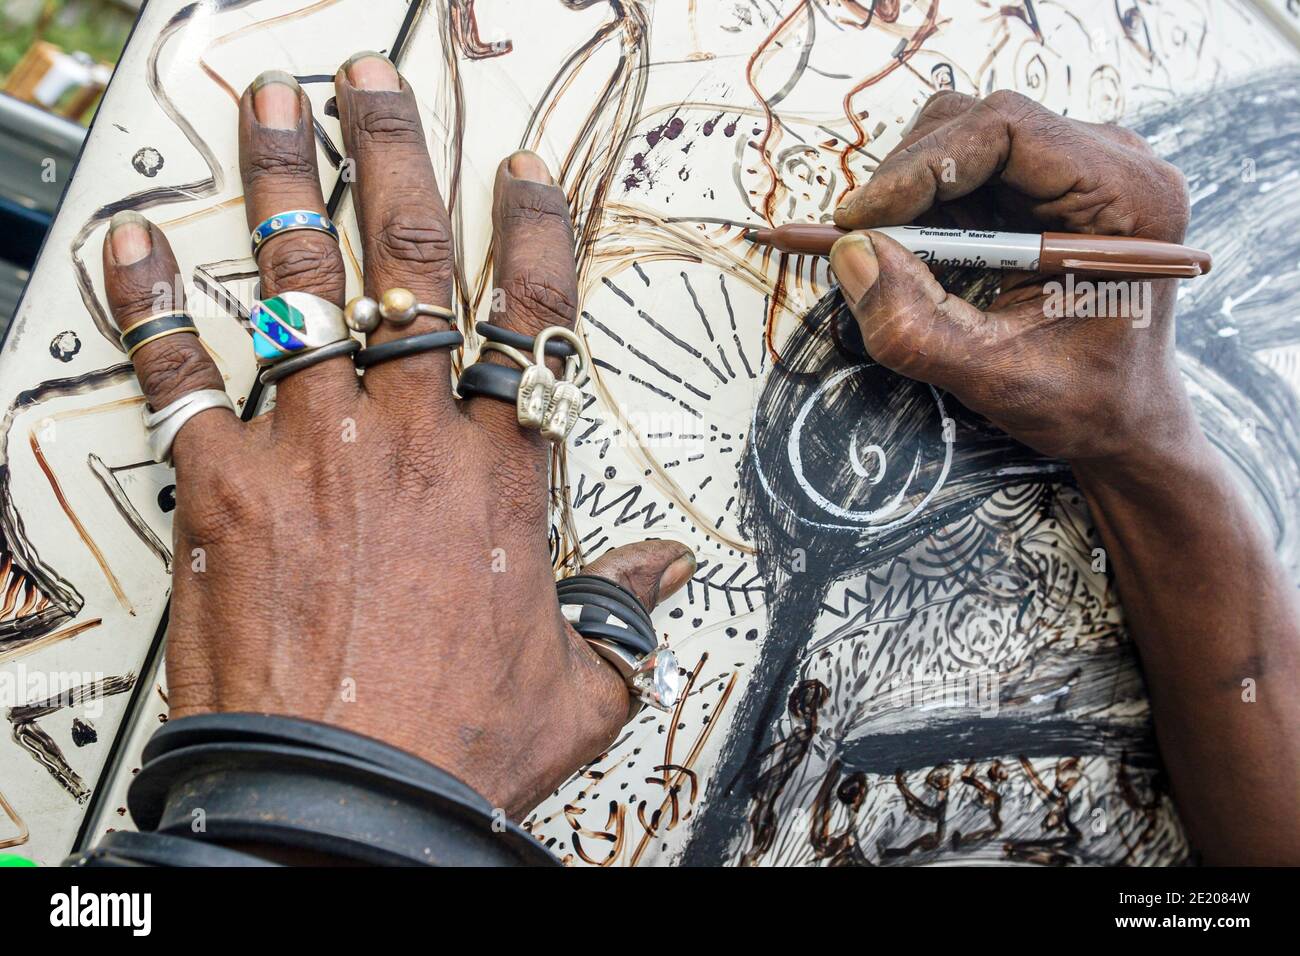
[743,223,1212,279]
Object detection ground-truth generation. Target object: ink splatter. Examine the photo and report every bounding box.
[130,147,164,178]
[49,331,81,362]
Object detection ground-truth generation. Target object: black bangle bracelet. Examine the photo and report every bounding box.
[144,744,527,866]
[70,829,279,867]
[259,338,360,386]
[69,713,556,868]
[139,711,481,799]
[458,360,523,404]
[569,619,656,655]
[355,330,464,369]
[477,321,576,359]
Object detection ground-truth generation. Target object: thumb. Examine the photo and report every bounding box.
[581,539,696,613]
[829,230,1010,394]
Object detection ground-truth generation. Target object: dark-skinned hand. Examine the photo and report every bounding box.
[831,89,1300,864]
[102,54,694,818]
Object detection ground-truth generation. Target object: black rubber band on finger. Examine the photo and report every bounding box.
[477,321,576,359]
[457,360,522,404]
[559,574,656,628]
[558,586,656,651]
[259,338,360,386]
[557,574,658,657]
[355,330,464,369]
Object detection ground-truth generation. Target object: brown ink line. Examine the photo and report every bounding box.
[0,557,50,620]
[28,430,133,614]
[198,0,345,104]
[629,660,738,867]
[0,618,103,666]
[746,1,814,223]
[0,787,29,849]
[837,0,942,203]
[45,394,143,423]
[159,195,244,231]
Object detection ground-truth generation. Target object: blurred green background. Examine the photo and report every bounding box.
[1,0,135,122]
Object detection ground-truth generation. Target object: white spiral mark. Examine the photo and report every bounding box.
[849,432,886,484]
[747,363,953,531]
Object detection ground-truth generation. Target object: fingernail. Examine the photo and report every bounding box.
[251,70,300,129]
[108,211,152,265]
[346,52,399,91]
[508,150,553,185]
[833,191,863,228]
[829,233,879,305]
[658,547,697,597]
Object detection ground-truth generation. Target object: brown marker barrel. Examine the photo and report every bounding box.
[1039,232,1212,278]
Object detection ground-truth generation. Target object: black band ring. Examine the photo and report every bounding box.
[559,574,655,628]
[557,574,658,656]
[355,330,464,369]
[457,360,522,404]
[259,339,360,386]
[558,578,656,634]
[477,321,577,359]
[120,312,198,357]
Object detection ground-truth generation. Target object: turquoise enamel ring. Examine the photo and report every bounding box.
[249,291,350,366]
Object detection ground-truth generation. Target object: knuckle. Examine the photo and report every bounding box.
[261,234,346,302]
[111,274,179,322]
[136,338,215,405]
[859,289,947,377]
[860,316,921,374]
[352,105,424,148]
[1107,124,1154,154]
[920,88,975,119]
[374,205,454,276]
[1154,159,1191,211]
[499,187,572,233]
[184,469,253,545]
[982,88,1037,120]
[1113,156,1190,241]
[243,148,316,189]
[115,291,170,325]
[502,272,577,328]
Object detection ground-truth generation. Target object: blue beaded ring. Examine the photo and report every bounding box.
[250,210,338,258]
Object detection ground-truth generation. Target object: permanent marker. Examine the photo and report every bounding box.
[743,223,1212,279]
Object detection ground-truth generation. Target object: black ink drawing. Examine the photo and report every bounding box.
[0,0,1295,863]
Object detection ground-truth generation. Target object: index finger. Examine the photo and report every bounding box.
[833,90,1132,231]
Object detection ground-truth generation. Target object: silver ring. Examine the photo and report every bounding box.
[516,327,590,441]
[344,288,456,333]
[584,638,683,721]
[479,340,532,367]
[142,389,236,466]
[251,291,350,366]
